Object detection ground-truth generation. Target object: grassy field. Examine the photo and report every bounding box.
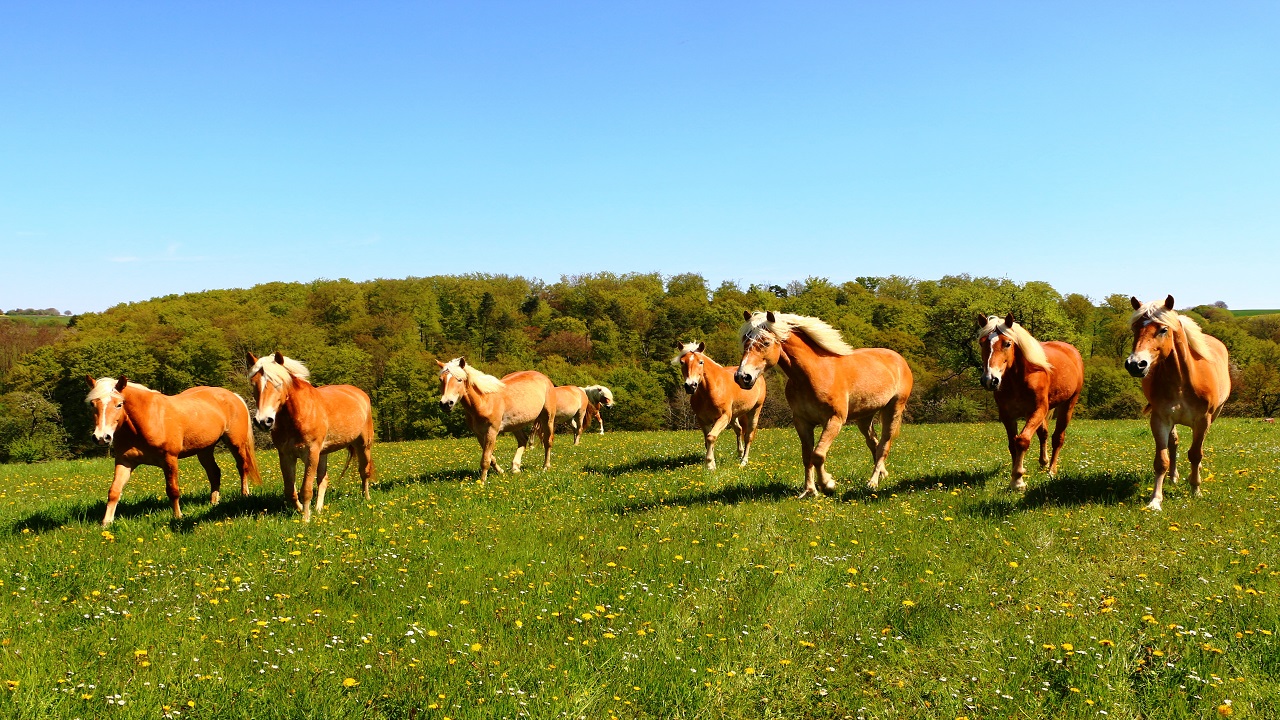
[1230,310,1279,318]
[0,419,1277,719]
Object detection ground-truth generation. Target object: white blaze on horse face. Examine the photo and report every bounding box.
[92,394,123,445]
[252,374,282,427]
[982,332,1005,389]
[439,370,466,409]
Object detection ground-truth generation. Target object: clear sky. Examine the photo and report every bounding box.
[2,2,1278,313]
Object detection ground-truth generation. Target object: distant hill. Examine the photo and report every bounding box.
[1232,309,1280,318]
[0,314,71,327]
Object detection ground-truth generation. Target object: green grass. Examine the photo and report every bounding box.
[0,314,71,327]
[1230,310,1280,318]
[0,419,1277,719]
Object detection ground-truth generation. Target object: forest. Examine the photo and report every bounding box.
[1,273,1278,463]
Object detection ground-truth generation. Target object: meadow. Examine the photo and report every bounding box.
[0,419,1276,719]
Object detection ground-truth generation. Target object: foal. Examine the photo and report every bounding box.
[673,341,766,470]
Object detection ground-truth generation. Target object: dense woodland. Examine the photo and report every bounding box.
[1,273,1278,463]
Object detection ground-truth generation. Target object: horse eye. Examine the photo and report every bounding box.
[698,360,703,365]
[116,402,123,408]
[1157,327,1168,335]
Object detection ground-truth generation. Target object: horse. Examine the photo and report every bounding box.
[437,357,556,484]
[1125,295,1231,511]
[976,313,1084,490]
[86,376,261,526]
[735,311,913,498]
[673,340,766,470]
[246,352,375,522]
[552,385,590,445]
[582,385,614,435]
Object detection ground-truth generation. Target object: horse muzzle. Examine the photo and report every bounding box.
[683,382,698,395]
[733,371,756,389]
[981,373,1001,390]
[1124,358,1149,378]
[440,399,456,412]
[254,416,275,430]
[93,433,112,446]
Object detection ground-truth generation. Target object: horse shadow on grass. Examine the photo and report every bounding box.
[374,468,475,492]
[584,453,705,477]
[610,480,796,515]
[965,469,1143,518]
[9,491,231,534]
[840,465,1002,503]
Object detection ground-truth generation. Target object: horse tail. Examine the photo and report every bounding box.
[1142,403,1152,416]
[336,449,356,484]
[237,393,264,486]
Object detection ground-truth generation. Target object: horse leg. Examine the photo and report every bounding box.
[540,410,554,470]
[703,414,733,471]
[1001,416,1024,490]
[1047,401,1075,476]
[573,410,585,446]
[479,429,499,484]
[739,406,762,468]
[357,435,374,500]
[102,462,134,527]
[1187,419,1209,498]
[227,435,255,496]
[596,407,605,435]
[855,415,877,461]
[793,418,818,498]
[314,453,330,516]
[1036,425,1050,469]
[511,428,530,473]
[871,399,906,486]
[731,417,743,460]
[197,449,223,505]
[1168,426,1180,484]
[812,415,846,494]
[164,455,183,520]
[280,451,303,513]
[300,446,321,522]
[1148,414,1173,511]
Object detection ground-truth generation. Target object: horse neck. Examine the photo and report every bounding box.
[118,387,154,444]
[777,333,824,380]
[699,357,734,393]
[1160,325,1202,395]
[459,381,494,419]
[282,378,318,418]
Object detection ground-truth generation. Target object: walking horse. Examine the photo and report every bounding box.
[976,313,1084,490]
[582,385,614,434]
[437,357,556,484]
[86,376,261,526]
[246,352,375,522]
[1126,295,1231,510]
[673,341,766,470]
[551,385,591,445]
[735,311,913,498]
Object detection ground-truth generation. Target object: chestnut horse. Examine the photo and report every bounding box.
[976,313,1084,490]
[247,352,375,522]
[437,357,555,484]
[674,340,766,470]
[552,385,591,445]
[1126,295,1231,511]
[582,385,614,435]
[86,376,261,526]
[735,311,913,498]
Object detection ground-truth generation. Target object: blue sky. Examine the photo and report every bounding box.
[2,2,1278,313]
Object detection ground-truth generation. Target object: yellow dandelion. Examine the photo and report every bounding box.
[902,599,916,607]
[1062,643,1074,651]
[342,677,359,688]
[1099,639,1114,647]
[470,642,483,652]
[1008,561,1018,569]
[1218,702,1233,716]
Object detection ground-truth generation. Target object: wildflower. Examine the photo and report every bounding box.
[342,677,359,688]
[1218,701,1233,716]
[1008,561,1018,569]
[4,680,17,691]
[1061,643,1074,651]
[1099,639,1114,647]
[470,643,483,652]
[902,600,916,607]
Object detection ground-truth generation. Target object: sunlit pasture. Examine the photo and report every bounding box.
[0,419,1276,719]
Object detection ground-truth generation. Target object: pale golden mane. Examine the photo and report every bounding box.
[671,342,703,365]
[250,354,311,387]
[1130,302,1212,359]
[977,315,1053,372]
[441,358,506,394]
[86,378,152,403]
[739,312,854,356]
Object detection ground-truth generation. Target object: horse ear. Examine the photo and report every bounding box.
[435,359,447,369]
[1004,312,1016,328]
[673,339,684,350]
[273,351,285,365]
[115,376,128,392]
[766,311,777,323]
[696,341,705,353]
[245,351,259,367]
[1164,294,1175,310]
[86,374,97,387]
[1130,296,1142,310]
[974,313,988,329]
[458,357,467,369]
[742,310,752,322]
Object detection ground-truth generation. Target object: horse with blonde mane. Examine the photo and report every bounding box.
[552,385,591,445]
[735,311,913,497]
[86,376,261,526]
[246,352,375,522]
[674,340,766,470]
[437,357,556,483]
[976,313,1084,490]
[1125,295,1231,511]
[582,385,614,435]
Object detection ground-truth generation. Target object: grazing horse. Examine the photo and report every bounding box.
[976,313,1084,490]
[1125,295,1231,511]
[582,385,614,435]
[437,357,556,484]
[246,352,375,522]
[552,385,591,445]
[735,311,913,498]
[673,340,766,470]
[86,376,261,526]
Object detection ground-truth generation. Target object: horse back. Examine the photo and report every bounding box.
[1193,334,1232,409]
[165,386,248,450]
[553,385,587,418]
[313,385,373,440]
[498,371,556,429]
[839,348,912,399]
[1042,341,1085,402]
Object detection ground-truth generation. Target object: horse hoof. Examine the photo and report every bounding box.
[1146,498,1163,512]
[1010,482,1027,492]
[210,491,220,505]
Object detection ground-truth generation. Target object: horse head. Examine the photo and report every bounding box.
[85,375,129,446]
[976,312,1017,390]
[735,311,781,389]
[673,340,707,394]
[1126,295,1177,378]
[247,351,308,429]
[436,357,468,411]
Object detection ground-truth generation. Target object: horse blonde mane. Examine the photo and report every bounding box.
[1129,302,1212,359]
[441,358,505,394]
[671,342,703,365]
[739,312,854,356]
[977,316,1053,372]
[86,377,152,403]
[250,354,311,387]
[583,385,613,403]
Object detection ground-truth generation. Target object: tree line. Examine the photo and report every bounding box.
[1,273,1277,463]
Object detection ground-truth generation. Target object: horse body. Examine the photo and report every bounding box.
[977,314,1084,489]
[735,312,913,497]
[87,376,261,526]
[438,359,555,483]
[582,385,614,434]
[674,341,766,469]
[1126,296,1231,510]
[247,352,375,522]
[552,385,590,445]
